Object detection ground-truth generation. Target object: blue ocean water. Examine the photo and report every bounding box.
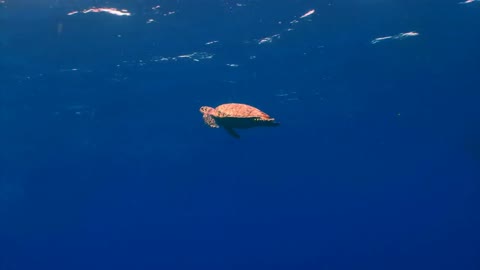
[1,0,479,269]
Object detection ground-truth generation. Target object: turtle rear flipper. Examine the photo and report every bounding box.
[265,121,280,127]
[224,127,240,139]
[203,114,219,128]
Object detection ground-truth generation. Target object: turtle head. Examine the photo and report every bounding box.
[200,106,219,128]
[199,106,215,115]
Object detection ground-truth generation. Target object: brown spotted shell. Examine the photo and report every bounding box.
[213,103,273,119]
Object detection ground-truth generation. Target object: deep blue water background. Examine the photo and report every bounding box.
[1,0,479,269]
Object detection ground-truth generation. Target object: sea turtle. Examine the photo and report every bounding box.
[199,103,279,138]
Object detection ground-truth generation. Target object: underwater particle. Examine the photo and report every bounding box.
[67,7,131,16]
[299,9,315,19]
[395,31,419,39]
[275,90,300,103]
[371,35,393,44]
[250,8,316,46]
[371,31,419,44]
[258,34,281,44]
[205,40,219,45]
[199,103,280,138]
[177,52,214,62]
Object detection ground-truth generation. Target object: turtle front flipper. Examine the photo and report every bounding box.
[203,114,219,128]
[224,127,240,139]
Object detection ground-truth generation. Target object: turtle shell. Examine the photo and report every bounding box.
[213,103,272,119]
